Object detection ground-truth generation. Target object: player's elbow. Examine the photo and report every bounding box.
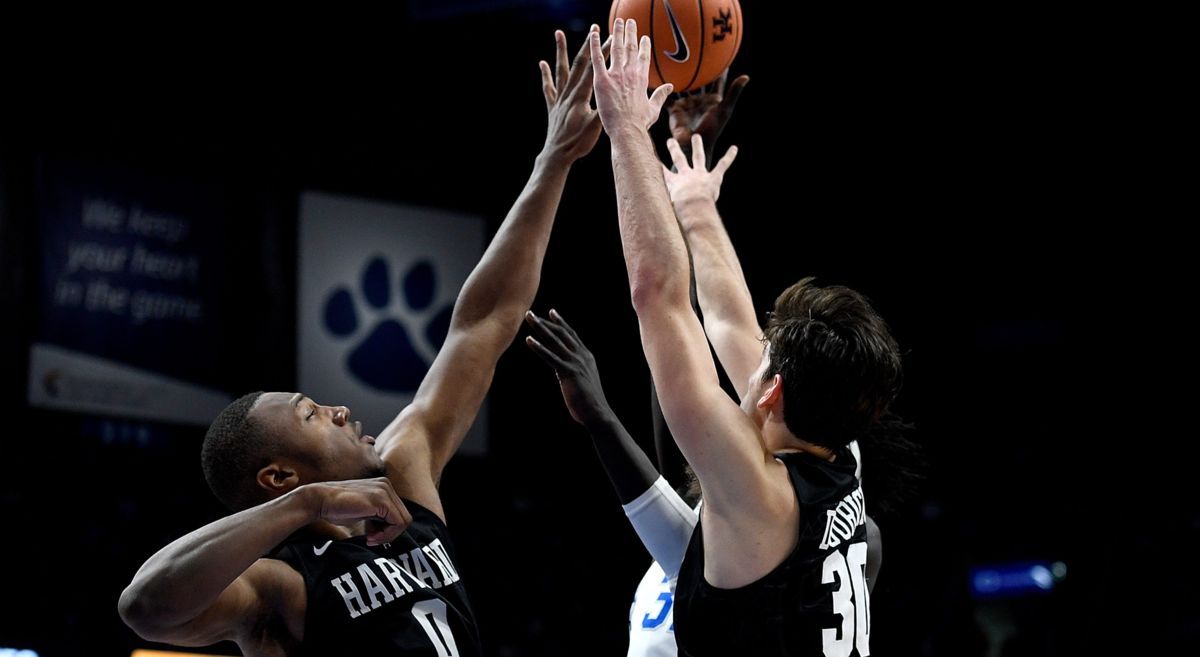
[119,584,156,638]
[629,271,682,315]
[118,583,176,641]
[629,279,662,313]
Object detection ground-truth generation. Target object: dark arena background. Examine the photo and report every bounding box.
[0,2,1188,655]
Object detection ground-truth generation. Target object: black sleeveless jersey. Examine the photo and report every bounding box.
[674,449,870,657]
[273,500,481,657]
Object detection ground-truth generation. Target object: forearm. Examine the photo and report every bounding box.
[677,200,761,391]
[119,489,312,629]
[451,150,570,333]
[622,477,698,576]
[678,201,754,323]
[610,128,692,310]
[583,411,660,505]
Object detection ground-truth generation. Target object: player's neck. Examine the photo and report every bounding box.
[796,441,837,461]
[771,435,837,462]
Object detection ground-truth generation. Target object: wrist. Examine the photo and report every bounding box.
[285,484,323,525]
[581,404,619,432]
[608,122,652,149]
[673,192,717,216]
[536,147,575,172]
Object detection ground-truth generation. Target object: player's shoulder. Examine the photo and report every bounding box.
[402,497,450,533]
[375,404,431,457]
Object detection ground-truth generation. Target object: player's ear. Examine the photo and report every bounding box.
[257,463,301,496]
[756,374,782,410]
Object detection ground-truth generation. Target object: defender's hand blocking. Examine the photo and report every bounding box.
[668,71,750,156]
[541,26,611,163]
[663,134,738,210]
[524,309,613,428]
[588,18,674,133]
[306,477,412,546]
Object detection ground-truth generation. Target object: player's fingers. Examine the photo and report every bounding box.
[525,336,571,372]
[624,19,638,71]
[541,309,581,350]
[555,30,570,90]
[637,33,651,76]
[566,24,599,89]
[611,18,626,71]
[547,309,585,346]
[720,75,749,118]
[691,134,707,170]
[525,310,571,354]
[666,138,690,170]
[588,29,607,80]
[539,60,557,108]
[647,83,674,125]
[713,145,739,177]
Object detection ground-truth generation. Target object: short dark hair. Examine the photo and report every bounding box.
[762,277,902,449]
[201,391,273,511]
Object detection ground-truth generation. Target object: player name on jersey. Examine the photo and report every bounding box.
[818,486,867,551]
[329,538,462,620]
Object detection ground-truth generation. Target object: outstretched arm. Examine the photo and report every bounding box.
[376,28,607,519]
[525,309,657,504]
[590,20,796,588]
[651,72,750,481]
[663,74,761,397]
[118,479,409,649]
[663,135,761,397]
[525,309,697,574]
[667,71,749,166]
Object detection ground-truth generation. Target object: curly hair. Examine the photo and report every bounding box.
[201,391,274,511]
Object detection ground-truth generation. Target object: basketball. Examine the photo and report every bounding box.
[608,0,743,93]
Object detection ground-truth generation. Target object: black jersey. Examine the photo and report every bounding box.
[674,449,870,657]
[273,499,481,657]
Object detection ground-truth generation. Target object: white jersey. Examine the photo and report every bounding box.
[622,477,699,657]
[622,442,864,657]
[628,560,679,657]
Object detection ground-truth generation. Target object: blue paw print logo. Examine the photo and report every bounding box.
[323,256,453,392]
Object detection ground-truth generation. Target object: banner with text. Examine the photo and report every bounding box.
[28,159,231,425]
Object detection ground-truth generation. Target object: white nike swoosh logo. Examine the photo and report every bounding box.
[663,0,690,63]
[313,540,332,556]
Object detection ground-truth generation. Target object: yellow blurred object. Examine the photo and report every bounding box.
[132,651,229,657]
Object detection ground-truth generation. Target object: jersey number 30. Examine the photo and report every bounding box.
[822,541,870,657]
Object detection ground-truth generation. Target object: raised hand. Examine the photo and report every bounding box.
[663,133,739,211]
[588,18,675,134]
[524,309,612,428]
[541,26,610,163]
[307,477,412,546]
[668,71,749,161]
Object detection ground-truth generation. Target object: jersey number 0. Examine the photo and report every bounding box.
[412,599,460,657]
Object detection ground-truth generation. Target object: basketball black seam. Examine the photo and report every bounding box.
[683,0,704,92]
[651,0,667,92]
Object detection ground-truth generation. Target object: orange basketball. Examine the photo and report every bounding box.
[608,0,743,93]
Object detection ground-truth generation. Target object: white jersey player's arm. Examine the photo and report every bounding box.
[622,477,699,577]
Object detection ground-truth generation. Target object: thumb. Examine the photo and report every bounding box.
[648,84,674,115]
